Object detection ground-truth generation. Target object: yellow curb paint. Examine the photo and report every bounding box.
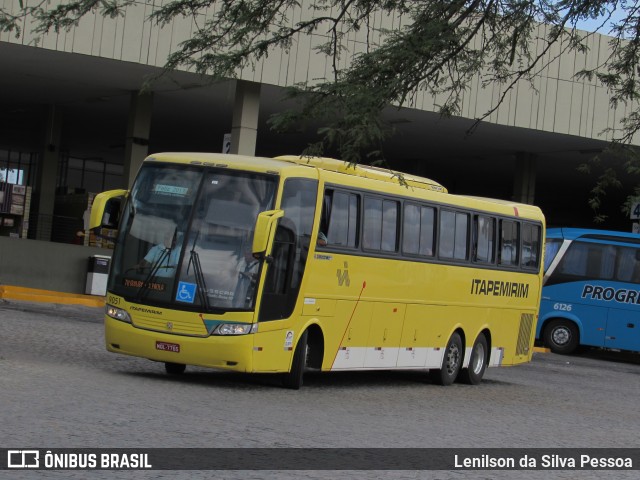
[0,285,104,308]
[533,346,551,353]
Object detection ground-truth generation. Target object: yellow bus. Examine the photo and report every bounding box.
[91,152,545,389]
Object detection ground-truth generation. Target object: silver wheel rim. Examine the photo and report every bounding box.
[445,342,461,375]
[552,326,571,346]
[471,343,485,375]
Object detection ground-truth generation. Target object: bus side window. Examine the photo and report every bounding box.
[498,220,519,267]
[595,245,615,279]
[616,247,640,283]
[473,215,496,263]
[557,242,588,277]
[325,190,359,248]
[633,250,640,283]
[438,210,469,260]
[521,223,541,268]
[318,193,331,246]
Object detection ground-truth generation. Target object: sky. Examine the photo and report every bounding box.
[573,7,627,34]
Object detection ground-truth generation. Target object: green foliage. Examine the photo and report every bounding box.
[3,1,640,218]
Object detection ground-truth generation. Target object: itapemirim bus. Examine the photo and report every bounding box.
[90,153,545,389]
[536,227,640,354]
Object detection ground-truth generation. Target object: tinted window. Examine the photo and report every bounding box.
[363,197,399,252]
[473,215,495,263]
[499,220,519,267]
[403,203,435,257]
[438,210,468,260]
[555,241,615,280]
[522,223,541,268]
[549,241,640,285]
[325,190,359,248]
[616,247,640,283]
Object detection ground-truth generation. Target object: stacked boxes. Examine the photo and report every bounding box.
[0,183,31,238]
[89,227,117,249]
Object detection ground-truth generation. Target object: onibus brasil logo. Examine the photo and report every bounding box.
[6,450,152,469]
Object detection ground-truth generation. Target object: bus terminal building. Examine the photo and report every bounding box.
[0,1,638,294]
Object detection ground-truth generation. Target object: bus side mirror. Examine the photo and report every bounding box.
[252,209,284,255]
[89,189,128,230]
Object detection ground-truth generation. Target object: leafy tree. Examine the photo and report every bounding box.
[2,1,640,218]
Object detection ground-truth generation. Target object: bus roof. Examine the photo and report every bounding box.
[146,152,292,171]
[146,153,446,192]
[274,155,447,193]
[547,227,640,243]
[144,152,543,221]
[455,195,543,219]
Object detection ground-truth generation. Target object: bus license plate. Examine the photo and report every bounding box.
[156,341,180,353]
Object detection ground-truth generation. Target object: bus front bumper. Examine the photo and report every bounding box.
[104,316,254,372]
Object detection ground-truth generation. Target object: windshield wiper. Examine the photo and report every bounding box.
[188,249,210,311]
[186,230,210,311]
[136,247,170,301]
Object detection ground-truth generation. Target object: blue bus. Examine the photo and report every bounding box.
[536,227,640,354]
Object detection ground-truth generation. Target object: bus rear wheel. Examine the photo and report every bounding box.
[165,362,186,375]
[281,330,308,390]
[544,319,579,354]
[458,334,488,385]
[430,332,463,386]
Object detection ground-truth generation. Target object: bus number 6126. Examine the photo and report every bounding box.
[553,303,572,312]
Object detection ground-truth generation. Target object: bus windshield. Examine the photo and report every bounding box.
[543,238,563,272]
[108,163,277,310]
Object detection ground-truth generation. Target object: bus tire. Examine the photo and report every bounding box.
[165,362,186,375]
[281,330,308,390]
[544,319,579,354]
[430,332,463,386]
[458,334,488,385]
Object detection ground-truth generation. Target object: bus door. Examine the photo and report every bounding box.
[575,296,609,347]
[251,179,318,371]
[605,306,640,351]
[258,178,318,323]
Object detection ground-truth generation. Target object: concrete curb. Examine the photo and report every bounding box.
[533,346,551,353]
[0,285,105,308]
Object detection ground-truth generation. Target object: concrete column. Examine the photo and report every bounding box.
[230,80,261,155]
[35,105,62,241]
[513,152,537,205]
[123,91,153,188]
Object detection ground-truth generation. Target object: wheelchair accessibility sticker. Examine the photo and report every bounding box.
[176,282,197,303]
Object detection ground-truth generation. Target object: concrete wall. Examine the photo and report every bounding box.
[0,237,112,294]
[2,0,635,144]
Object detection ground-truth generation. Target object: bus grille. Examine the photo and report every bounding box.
[516,313,535,355]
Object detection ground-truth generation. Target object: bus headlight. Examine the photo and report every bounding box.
[105,305,132,323]
[213,323,257,335]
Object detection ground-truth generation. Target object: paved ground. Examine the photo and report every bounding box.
[1,298,640,479]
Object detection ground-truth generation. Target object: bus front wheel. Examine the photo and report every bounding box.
[281,330,308,390]
[544,319,579,355]
[458,333,488,385]
[430,332,463,386]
